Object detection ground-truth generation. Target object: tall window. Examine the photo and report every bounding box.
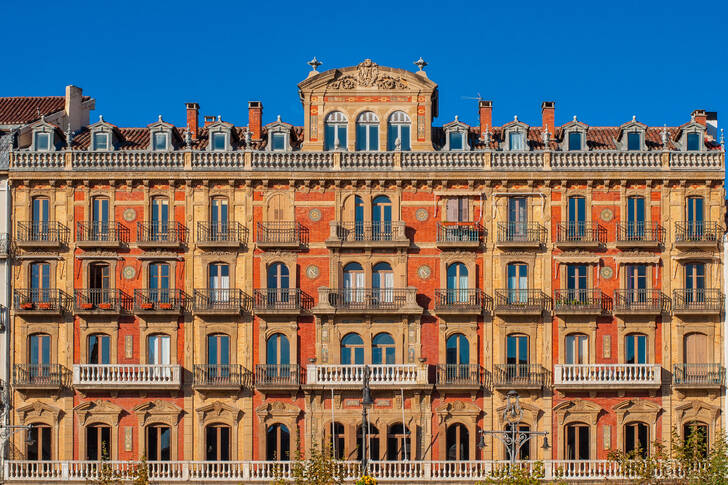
[150,197,169,240]
[567,196,586,238]
[447,263,469,304]
[149,263,170,302]
[86,425,111,460]
[446,333,470,381]
[372,262,393,303]
[267,262,290,305]
[206,424,231,461]
[509,131,525,151]
[387,111,411,151]
[683,422,709,456]
[357,424,380,461]
[329,422,345,459]
[266,423,290,461]
[625,334,647,364]
[687,132,700,151]
[147,425,171,461]
[27,424,51,460]
[507,197,527,240]
[507,263,528,304]
[30,262,51,302]
[684,332,708,365]
[152,132,168,151]
[28,334,51,382]
[372,333,395,365]
[627,196,645,239]
[343,262,364,304]
[355,111,379,151]
[565,423,590,460]
[88,334,110,364]
[148,334,171,367]
[209,263,230,303]
[568,132,582,151]
[266,333,290,368]
[446,198,469,222]
[625,422,649,457]
[207,334,230,366]
[371,195,392,240]
[341,333,364,365]
[566,265,588,302]
[565,334,588,365]
[627,132,641,151]
[446,423,469,460]
[505,423,531,460]
[626,264,647,304]
[506,334,529,379]
[31,197,50,240]
[387,424,411,460]
[210,197,228,239]
[685,263,705,303]
[686,196,705,238]
[324,111,347,151]
[89,263,110,304]
[91,197,110,239]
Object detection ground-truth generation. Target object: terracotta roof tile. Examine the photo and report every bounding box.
[0,96,90,125]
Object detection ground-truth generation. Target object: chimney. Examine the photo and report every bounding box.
[65,85,83,132]
[479,100,492,139]
[692,109,707,126]
[248,101,263,141]
[185,103,199,140]
[203,116,216,127]
[541,101,555,135]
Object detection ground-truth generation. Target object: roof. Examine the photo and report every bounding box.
[0,96,88,125]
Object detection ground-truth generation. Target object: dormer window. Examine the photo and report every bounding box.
[93,133,109,151]
[687,132,700,151]
[265,116,293,152]
[568,132,582,151]
[212,132,226,151]
[627,132,641,151]
[34,132,50,151]
[355,111,379,151]
[509,132,525,151]
[153,132,168,151]
[449,132,464,150]
[271,133,285,151]
[324,111,347,151]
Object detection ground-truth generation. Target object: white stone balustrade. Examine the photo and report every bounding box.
[72,151,185,171]
[12,152,65,170]
[250,151,334,170]
[670,150,724,170]
[401,151,484,169]
[491,151,544,170]
[341,152,394,170]
[551,150,662,170]
[193,151,246,170]
[72,364,181,389]
[554,363,661,388]
[306,364,427,387]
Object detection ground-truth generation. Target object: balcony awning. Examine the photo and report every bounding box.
[672,252,719,261]
[554,255,600,264]
[616,255,661,264]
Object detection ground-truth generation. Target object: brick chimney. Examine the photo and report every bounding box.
[541,101,555,135]
[203,116,216,127]
[248,101,263,141]
[185,103,199,140]
[692,109,707,126]
[65,85,84,132]
[479,100,492,139]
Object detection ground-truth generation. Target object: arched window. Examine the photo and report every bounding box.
[625,422,648,457]
[387,423,411,460]
[150,196,169,240]
[329,422,346,459]
[30,261,51,303]
[507,262,528,304]
[506,334,529,381]
[90,196,110,238]
[208,262,230,304]
[266,423,290,461]
[205,333,230,384]
[446,263,469,303]
[565,423,590,460]
[564,334,588,365]
[357,424,380,461]
[343,262,365,304]
[683,421,709,456]
[505,423,531,460]
[356,111,379,151]
[446,423,469,460]
[266,333,290,367]
[387,111,411,151]
[86,424,111,460]
[88,333,110,364]
[626,196,646,239]
[206,424,231,461]
[372,262,393,303]
[324,111,347,151]
[686,196,704,238]
[446,334,470,382]
[210,197,229,238]
[27,424,51,460]
[147,425,171,461]
[507,197,527,239]
[685,262,706,304]
[28,333,51,384]
[148,262,170,302]
[372,195,392,240]
[625,333,647,364]
[341,333,364,365]
[31,197,50,239]
[147,334,171,378]
[372,333,395,364]
[267,263,290,304]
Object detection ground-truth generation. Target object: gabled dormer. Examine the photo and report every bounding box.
[29,118,62,151]
[87,115,119,151]
[558,116,589,151]
[501,116,529,151]
[617,117,647,151]
[673,116,706,152]
[206,117,235,152]
[442,116,470,151]
[266,116,293,152]
[147,116,175,152]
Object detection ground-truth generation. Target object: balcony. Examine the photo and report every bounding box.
[436,223,485,249]
[493,364,547,390]
[193,289,245,316]
[136,222,187,249]
[673,363,725,389]
[133,289,184,315]
[554,222,606,249]
[255,364,301,391]
[674,222,722,249]
[74,289,123,315]
[193,364,248,391]
[73,364,182,390]
[306,364,429,389]
[75,222,128,249]
[554,363,662,390]
[436,364,482,390]
[493,289,549,316]
[314,287,421,315]
[253,289,311,316]
[13,289,68,315]
[326,221,409,249]
[613,289,667,315]
[554,289,606,315]
[0,233,8,258]
[496,222,547,249]
[13,364,66,390]
[15,222,70,249]
[615,222,665,249]
[434,289,488,315]
[672,289,722,315]
[256,222,305,249]
[196,222,248,249]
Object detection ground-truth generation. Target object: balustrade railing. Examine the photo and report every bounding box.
[193,289,245,312]
[330,221,407,243]
[491,152,543,170]
[496,222,547,244]
[554,364,661,386]
[613,289,666,313]
[0,233,9,256]
[255,364,300,387]
[550,150,662,170]
[436,364,482,386]
[673,363,726,386]
[13,289,67,312]
[16,221,70,244]
[73,364,181,387]
[193,364,246,388]
[341,152,394,170]
[320,287,417,311]
[616,222,665,244]
[434,289,486,310]
[137,221,187,244]
[251,151,334,171]
[553,289,604,313]
[401,151,484,169]
[436,222,485,244]
[675,221,722,243]
[555,222,606,244]
[253,289,310,312]
[673,289,723,312]
[72,151,185,171]
[307,364,426,386]
[76,221,128,244]
[74,289,122,313]
[494,289,549,312]
[493,364,547,387]
[134,289,184,312]
[13,364,65,387]
[196,222,248,245]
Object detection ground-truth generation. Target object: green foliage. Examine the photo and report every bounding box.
[479,462,545,485]
[132,456,150,485]
[85,445,121,485]
[271,443,351,485]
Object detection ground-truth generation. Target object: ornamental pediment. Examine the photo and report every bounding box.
[255,401,301,422]
[133,400,184,427]
[74,399,125,426]
[436,400,482,422]
[299,59,437,94]
[17,401,62,424]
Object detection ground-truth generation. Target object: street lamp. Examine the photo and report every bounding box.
[361,365,374,476]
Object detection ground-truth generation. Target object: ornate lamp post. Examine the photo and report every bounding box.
[360,365,374,475]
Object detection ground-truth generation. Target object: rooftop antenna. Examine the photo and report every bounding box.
[461,92,483,103]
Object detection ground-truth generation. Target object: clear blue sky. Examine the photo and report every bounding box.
[2,0,727,132]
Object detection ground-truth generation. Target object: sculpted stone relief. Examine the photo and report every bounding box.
[328,59,408,90]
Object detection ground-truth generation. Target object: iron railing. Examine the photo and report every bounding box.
[494,289,549,312]
[493,364,547,387]
[196,222,249,245]
[673,289,723,312]
[436,364,482,386]
[16,221,70,244]
[673,363,725,386]
[613,289,667,313]
[436,223,485,244]
[133,289,184,312]
[434,289,486,310]
[675,221,722,243]
[253,289,311,312]
[332,221,406,242]
[13,364,64,387]
[555,222,606,244]
[194,364,247,388]
[13,289,67,312]
[616,222,665,244]
[136,221,187,244]
[256,222,305,245]
[496,222,547,244]
[193,289,245,312]
[74,289,122,313]
[323,288,415,310]
[255,364,300,387]
[554,289,605,313]
[76,221,128,244]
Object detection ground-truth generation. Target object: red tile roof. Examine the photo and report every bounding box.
[0,97,65,125]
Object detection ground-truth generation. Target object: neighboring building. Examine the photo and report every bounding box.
[2,60,725,483]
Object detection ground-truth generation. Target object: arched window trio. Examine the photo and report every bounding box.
[324,111,412,151]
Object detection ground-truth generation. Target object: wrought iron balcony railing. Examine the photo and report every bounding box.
[493,364,547,388]
[613,289,667,313]
[319,287,418,311]
[554,289,605,313]
[494,289,549,313]
[255,364,300,387]
[74,289,123,313]
[76,221,128,245]
[672,289,723,313]
[136,221,187,245]
[673,363,725,387]
[13,289,67,312]
[616,222,665,245]
[329,221,408,243]
[436,364,482,387]
[496,222,547,245]
[434,289,487,312]
[253,289,311,312]
[436,223,485,245]
[256,222,306,246]
[555,222,606,245]
[193,289,245,313]
[675,221,722,244]
[13,364,65,388]
[194,364,247,388]
[16,221,70,245]
[133,289,184,313]
[196,222,249,246]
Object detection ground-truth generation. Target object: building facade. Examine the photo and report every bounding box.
[2,60,726,483]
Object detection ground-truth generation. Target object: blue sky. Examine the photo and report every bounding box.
[2,0,727,131]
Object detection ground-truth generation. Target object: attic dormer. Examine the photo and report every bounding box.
[266,116,293,152]
[206,118,234,151]
[559,117,589,151]
[147,116,175,152]
[502,117,529,151]
[617,117,647,151]
[88,115,118,151]
[442,116,470,151]
[29,118,62,152]
[673,118,706,152]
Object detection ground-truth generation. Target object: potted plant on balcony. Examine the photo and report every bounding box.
[80,302,94,310]
[158,302,173,310]
[37,302,52,310]
[20,302,34,310]
[97,302,112,310]
[140,302,154,310]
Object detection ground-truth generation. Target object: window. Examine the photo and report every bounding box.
[210,197,228,239]
[625,422,649,457]
[686,196,704,238]
[626,196,645,239]
[329,422,345,459]
[34,132,50,151]
[507,334,529,377]
[266,333,290,367]
[150,196,169,239]
[355,111,379,151]
[31,197,50,240]
[211,132,226,151]
[387,424,411,460]
[266,423,290,461]
[357,424,380,461]
[267,262,289,289]
[685,263,705,303]
[509,131,525,150]
[148,334,171,379]
[341,333,364,365]
[206,424,231,461]
[93,132,109,150]
[28,334,52,385]
[372,333,395,365]
[27,424,51,460]
[371,195,392,240]
[446,197,469,223]
[153,132,168,151]
[567,196,586,239]
[507,263,528,303]
[683,422,708,456]
[507,197,527,240]
[626,264,647,304]
[146,425,171,461]
[565,423,590,460]
[209,263,230,302]
[568,132,582,151]
[89,263,110,292]
[449,132,464,150]
[324,111,347,151]
[505,424,531,460]
[343,262,364,304]
[30,262,51,302]
[88,334,110,364]
[446,334,470,382]
[86,425,111,460]
[687,132,700,151]
[91,197,110,239]
[566,265,588,301]
[149,263,170,301]
[372,262,393,303]
[446,423,469,460]
[207,334,230,382]
[625,334,647,364]
[565,334,588,365]
[627,132,641,151]
[446,263,469,303]
[684,332,708,364]
[271,133,286,151]
[387,111,411,151]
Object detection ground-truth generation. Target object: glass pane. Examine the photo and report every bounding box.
[93,133,108,150]
[568,132,581,150]
[272,133,285,151]
[627,132,640,150]
[369,125,379,151]
[324,124,335,151]
[154,133,167,150]
[35,133,49,150]
[355,124,367,151]
[401,125,410,151]
[450,132,463,150]
[687,133,700,151]
[337,126,347,149]
[212,132,226,150]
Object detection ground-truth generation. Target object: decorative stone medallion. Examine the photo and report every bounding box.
[415,208,429,222]
[600,266,614,279]
[306,265,320,279]
[122,208,136,222]
[600,208,614,222]
[122,265,136,280]
[417,265,431,280]
[308,208,322,222]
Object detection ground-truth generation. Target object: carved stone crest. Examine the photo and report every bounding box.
[328,59,407,90]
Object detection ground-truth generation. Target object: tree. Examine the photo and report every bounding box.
[480,461,545,485]
[271,443,351,485]
[85,445,121,485]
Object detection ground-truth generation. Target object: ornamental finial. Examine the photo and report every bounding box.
[414,57,427,71]
[661,124,668,146]
[307,57,322,72]
[721,128,725,151]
